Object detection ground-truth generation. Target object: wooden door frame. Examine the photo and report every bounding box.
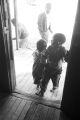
[61,0,80,119]
[13,0,19,50]
[0,0,16,93]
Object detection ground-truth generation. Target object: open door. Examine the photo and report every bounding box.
[0,0,16,92]
[8,0,78,107]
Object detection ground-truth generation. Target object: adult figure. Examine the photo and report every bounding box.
[38,3,53,43]
[11,18,29,48]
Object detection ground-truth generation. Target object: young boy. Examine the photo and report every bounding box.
[37,33,69,97]
[32,39,47,90]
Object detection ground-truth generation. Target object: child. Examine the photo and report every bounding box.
[32,39,47,90]
[11,18,29,48]
[37,33,69,97]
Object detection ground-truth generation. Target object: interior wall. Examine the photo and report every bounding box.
[61,0,80,119]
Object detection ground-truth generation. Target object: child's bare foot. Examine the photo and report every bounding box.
[50,87,57,92]
[36,91,44,97]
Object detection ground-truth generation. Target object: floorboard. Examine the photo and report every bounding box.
[0,96,17,120]
[18,100,32,120]
[32,104,49,120]
[24,102,39,120]
[0,96,12,112]
[4,98,22,120]
[11,99,27,120]
[0,94,70,120]
[12,92,61,108]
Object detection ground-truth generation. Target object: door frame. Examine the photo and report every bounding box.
[0,0,16,92]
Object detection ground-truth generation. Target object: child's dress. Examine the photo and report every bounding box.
[32,49,46,86]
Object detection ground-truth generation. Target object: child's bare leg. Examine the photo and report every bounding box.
[50,73,61,92]
[36,75,50,97]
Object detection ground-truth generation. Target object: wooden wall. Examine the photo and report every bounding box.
[0,17,11,93]
[61,0,80,119]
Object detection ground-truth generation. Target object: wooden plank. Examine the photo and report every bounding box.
[0,93,70,120]
[22,80,35,94]
[0,96,16,113]
[46,107,69,120]
[16,74,30,89]
[0,96,17,120]
[22,75,36,94]
[12,93,31,101]
[0,96,12,112]
[52,108,70,120]
[18,100,32,120]
[4,97,22,120]
[10,99,27,120]
[24,102,38,120]
[16,74,28,85]
[32,104,49,120]
[12,92,60,108]
[53,108,61,120]
[3,96,16,113]
[20,74,31,90]
[45,107,57,120]
[16,76,27,88]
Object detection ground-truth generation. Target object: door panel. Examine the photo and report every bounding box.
[0,0,16,92]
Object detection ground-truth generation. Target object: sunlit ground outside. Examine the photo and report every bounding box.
[9,0,78,102]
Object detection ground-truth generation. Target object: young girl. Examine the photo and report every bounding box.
[32,39,47,90]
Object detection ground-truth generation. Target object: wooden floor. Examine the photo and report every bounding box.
[13,48,67,108]
[0,93,70,120]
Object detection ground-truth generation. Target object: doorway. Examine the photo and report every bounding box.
[9,0,78,107]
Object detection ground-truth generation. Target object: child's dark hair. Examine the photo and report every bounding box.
[37,39,47,52]
[52,33,66,45]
